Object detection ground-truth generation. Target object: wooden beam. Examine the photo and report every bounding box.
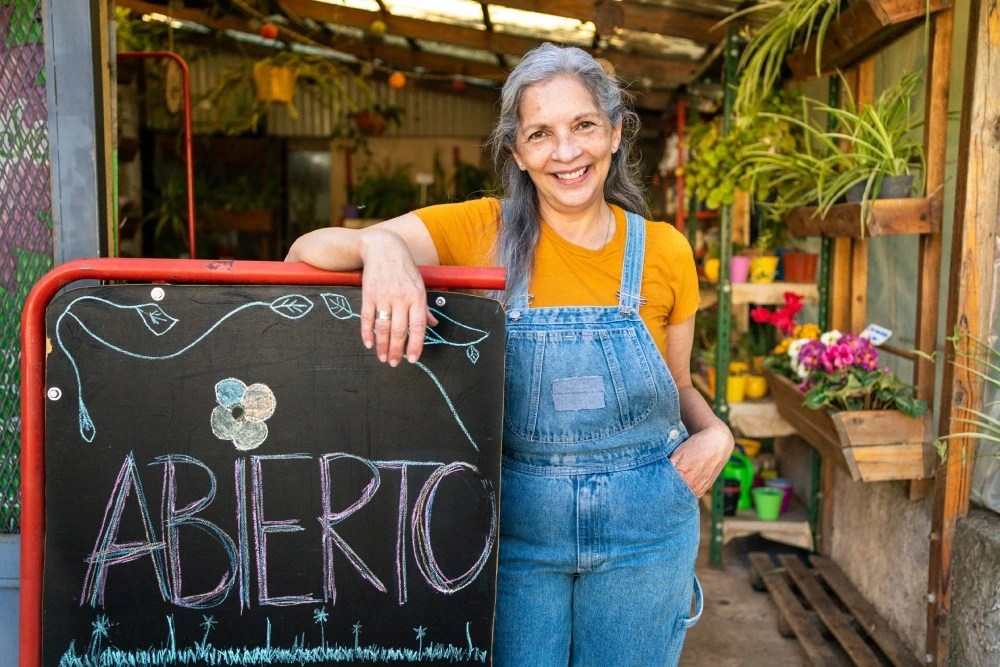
[928,4,991,665]
[280,0,700,87]
[119,0,509,80]
[496,0,724,44]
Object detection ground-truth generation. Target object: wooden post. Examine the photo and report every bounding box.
[927,4,995,665]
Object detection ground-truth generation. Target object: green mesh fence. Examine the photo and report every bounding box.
[1,0,52,533]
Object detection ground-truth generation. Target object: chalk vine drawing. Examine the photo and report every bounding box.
[54,292,490,450]
[322,293,490,450]
[210,378,277,451]
[57,613,489,665]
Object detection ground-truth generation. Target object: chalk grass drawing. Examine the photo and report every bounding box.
[322,293,490,451]
[55,291,491,450]
[210,378,277,451]
[55,294,313,443]
[58,614,489,665]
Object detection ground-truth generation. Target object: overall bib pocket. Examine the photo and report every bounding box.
[504,327,657,443]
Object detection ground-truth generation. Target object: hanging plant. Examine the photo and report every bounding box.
[202,50,370,135]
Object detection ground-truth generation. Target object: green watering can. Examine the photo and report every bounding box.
[722,450,754,510]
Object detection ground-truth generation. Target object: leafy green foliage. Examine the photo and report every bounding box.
[685,90,806,211]
[351,162,419,220]
[801,366,927,417]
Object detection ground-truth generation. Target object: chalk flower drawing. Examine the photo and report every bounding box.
[210,378,276,451]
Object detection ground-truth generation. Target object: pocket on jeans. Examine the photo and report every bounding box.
[665,456,700,507]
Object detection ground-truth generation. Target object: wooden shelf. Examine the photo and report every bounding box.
[699,281,819,310]
[703,494,813,551]
[784,197,937,238]
[692,373,796,438]
[766,371,932,482]
[786,0,952,78]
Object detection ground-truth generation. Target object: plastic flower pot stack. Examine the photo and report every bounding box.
[754,294,930,482]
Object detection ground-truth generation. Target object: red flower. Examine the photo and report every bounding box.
[750,306,772,324]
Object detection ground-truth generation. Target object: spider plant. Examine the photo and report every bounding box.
[736,70,925,233]
[935,330,1000,474]
[723,0,841,111]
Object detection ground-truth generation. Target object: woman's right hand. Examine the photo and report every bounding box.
[286,213,441,366]
[357,228,439,366]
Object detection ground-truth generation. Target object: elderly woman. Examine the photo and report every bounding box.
[287,43,733,666]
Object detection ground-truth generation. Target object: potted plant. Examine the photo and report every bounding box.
[344,161,419,227]
[202,50,370,135]
[817,69,925,209]
[749,216,784,283]
[749,71,926,236]
[755,298,930,481]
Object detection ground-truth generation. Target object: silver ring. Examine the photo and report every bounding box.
[375,310,391,321]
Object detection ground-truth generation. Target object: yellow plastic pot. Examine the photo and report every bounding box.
[750,255,780,283]
[745,374,768,399]
[726,374,747,403]
[703,258,720,283]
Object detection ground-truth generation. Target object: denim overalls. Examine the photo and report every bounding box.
[493,210,703,666]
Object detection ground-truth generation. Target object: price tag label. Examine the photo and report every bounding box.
[860,323,892,346]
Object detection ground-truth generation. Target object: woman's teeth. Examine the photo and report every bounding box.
[556,167,587,180]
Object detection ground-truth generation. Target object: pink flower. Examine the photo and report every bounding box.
[821,343,855,372]
[797,339,826,371]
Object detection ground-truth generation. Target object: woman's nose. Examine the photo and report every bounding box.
[552,132,582,161]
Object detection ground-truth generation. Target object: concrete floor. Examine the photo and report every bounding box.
[680,508,810,666]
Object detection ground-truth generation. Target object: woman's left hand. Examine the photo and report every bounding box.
[669,423,734,497]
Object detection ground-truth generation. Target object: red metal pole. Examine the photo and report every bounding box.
[19,258,505,666]
[117,52,196,258]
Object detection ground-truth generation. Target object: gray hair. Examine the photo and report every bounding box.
[486,43,647,303]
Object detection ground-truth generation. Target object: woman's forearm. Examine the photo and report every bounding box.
[285,226,366,270]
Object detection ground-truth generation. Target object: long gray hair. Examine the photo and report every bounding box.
[486,43,647,303]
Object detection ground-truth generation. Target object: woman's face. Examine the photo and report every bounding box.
[511,75,622,218]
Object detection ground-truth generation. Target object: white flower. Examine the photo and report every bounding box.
[210,378,276,451]
[820,329,843,346]
[787,338,810,360]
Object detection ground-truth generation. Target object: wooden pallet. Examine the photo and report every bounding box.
[749,552,922,667]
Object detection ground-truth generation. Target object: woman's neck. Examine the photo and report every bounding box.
[540,201,615,250]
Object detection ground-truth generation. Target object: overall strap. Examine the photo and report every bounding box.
[617,211,647,314]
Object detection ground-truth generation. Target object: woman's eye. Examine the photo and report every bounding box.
[527,131,545,141]
[577,121,595,130]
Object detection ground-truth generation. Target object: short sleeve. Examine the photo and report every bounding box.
[666,227,700,325]
[414,197,500,267]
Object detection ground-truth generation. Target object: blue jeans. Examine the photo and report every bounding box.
[493,442,702,666]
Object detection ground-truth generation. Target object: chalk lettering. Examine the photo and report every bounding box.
[81,452,168,607]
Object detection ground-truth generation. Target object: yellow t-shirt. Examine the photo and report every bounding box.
[415,197,700,359]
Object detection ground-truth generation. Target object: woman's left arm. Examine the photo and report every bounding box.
[665,316,735,497]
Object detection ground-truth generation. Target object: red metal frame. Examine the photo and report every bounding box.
[19,258,505,666]
[117,52,196,257]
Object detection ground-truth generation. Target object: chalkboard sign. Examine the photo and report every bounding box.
[42,285,504,665]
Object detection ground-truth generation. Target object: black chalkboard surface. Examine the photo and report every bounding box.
[43,285,504,666]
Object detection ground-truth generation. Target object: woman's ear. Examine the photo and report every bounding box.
[612,122,623,153]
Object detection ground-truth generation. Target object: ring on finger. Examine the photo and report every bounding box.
[375,310,391,321]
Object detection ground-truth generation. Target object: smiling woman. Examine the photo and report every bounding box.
[286,42,734,666]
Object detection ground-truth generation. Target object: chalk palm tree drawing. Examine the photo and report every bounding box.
[54,291,491,451]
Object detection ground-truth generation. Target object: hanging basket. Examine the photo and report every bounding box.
[354,109,388,137]
[252,63,297,105]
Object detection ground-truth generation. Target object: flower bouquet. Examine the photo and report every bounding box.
[751,293,931,482]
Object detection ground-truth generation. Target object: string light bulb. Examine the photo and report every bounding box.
[388,71,407,89]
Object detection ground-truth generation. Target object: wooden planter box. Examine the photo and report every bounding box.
[766,371,931,482]
[784,197,938,238]
[786,0,952,78]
